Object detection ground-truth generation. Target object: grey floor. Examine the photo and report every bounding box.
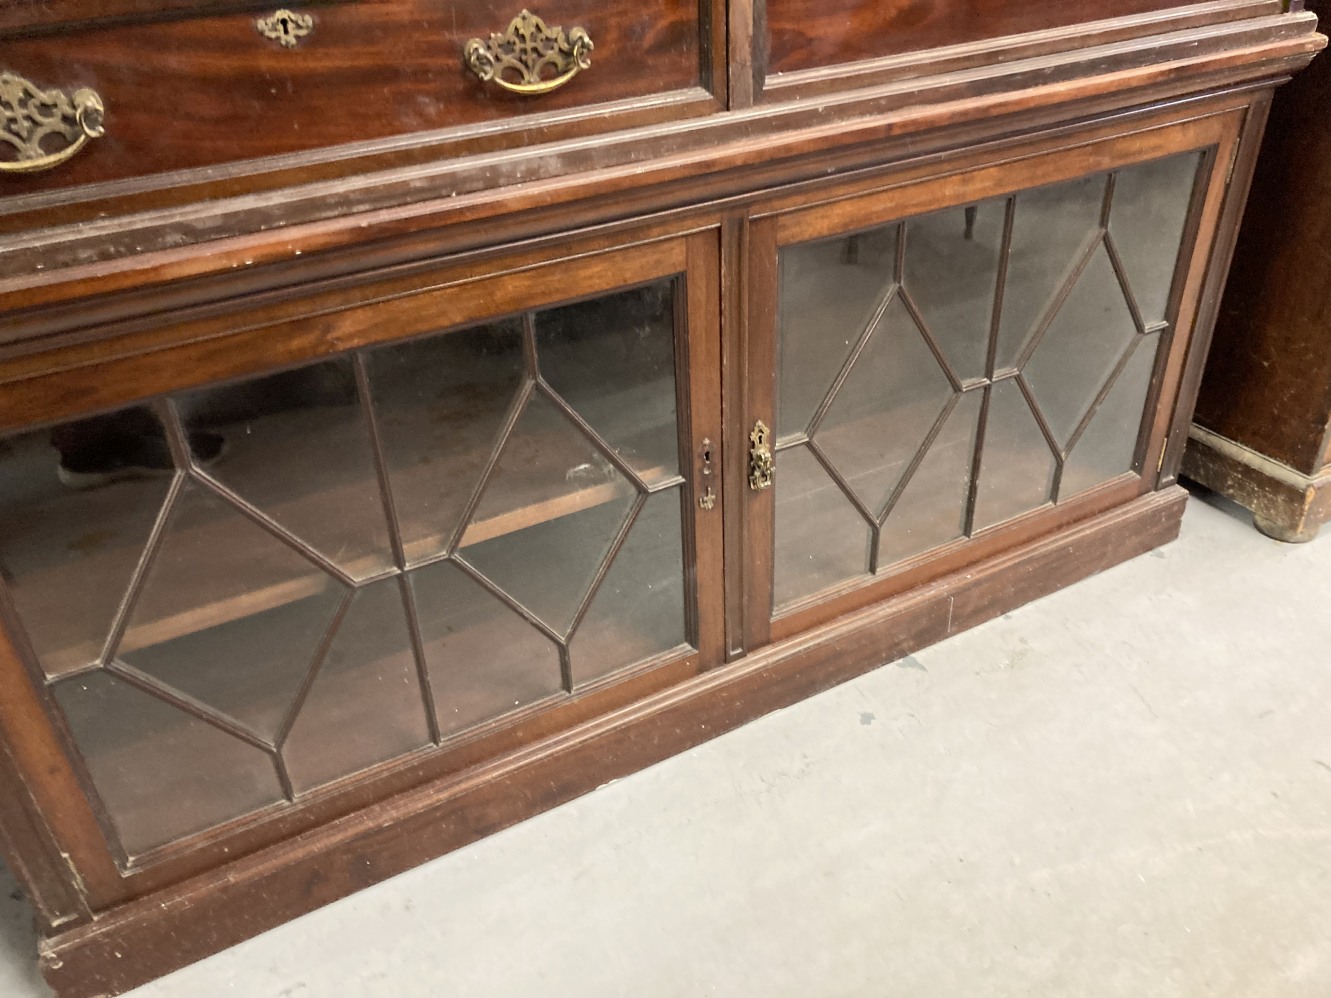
[2,483,1329,997]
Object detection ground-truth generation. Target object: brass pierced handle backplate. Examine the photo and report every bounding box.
[465,9,594,96]
[0,71,105,175]
[749,420,774,492]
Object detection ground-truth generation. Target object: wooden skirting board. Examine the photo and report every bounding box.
[1183,424,1331,541]
[37,487,1187,998]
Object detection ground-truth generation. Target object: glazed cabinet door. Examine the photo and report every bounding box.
[739,113,1239,648]
[0,229,722,902]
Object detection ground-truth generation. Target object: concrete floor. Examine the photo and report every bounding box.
[2,483,1329,997]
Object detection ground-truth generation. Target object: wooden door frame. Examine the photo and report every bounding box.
[737,105,1244,651]
[0,223,725,914]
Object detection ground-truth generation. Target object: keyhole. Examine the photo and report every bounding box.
[702,447,712,463]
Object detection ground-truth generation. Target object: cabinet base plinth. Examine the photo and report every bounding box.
[1184,425,1331,544]
[38,487,1187,998]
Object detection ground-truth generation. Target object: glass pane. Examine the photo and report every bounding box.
[121,591,343,742]
[1022,243,1138,448]
[118,481,339,665]
[814,295,956,515]
[179,358,392,580]
[536,281,680,486]
[777,227,897,441]
[996,174,1107,370]
[1060,333,1161,499]
[283,579,429,794]
[570,488,688,688]
[54,671,282,857]
[0,414,172,677]
[902,199,1005,381]
[459,392,638,635]
[411,561,563,739]
[878,391,983,567]
[973,380,1057,531]
[367,319,526,566]
[774,444,872,608]
[1109,153,1201,327]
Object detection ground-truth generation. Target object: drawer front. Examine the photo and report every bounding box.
[0,1,709,192]
[765,0,1238,77]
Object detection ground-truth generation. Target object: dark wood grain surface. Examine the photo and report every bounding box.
[763,0,1251,76]
[1192,0,1331,474]
[0,0,704,191]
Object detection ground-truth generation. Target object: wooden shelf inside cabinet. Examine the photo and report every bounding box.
[2,384,676,680]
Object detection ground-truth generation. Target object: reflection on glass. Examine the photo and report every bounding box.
[1022,244,1138,447]
[1060,333,1161,499]
[777,227,897,441]
[903,200,1005,381]
[122,592,343,743]
[0,275,697,857]
[878,391,983,567]
[774,445,872,607]
[459,392,638,635]
[996,174,1106,370]
[368,320,527,566]
[283,579,429,794]
[412,560,563,738]
[54,671,283,857]
[570,488,688,687]
[1109,153,1201,327]
[536,281,680,486]
[973,380,1057,531]
[815,295,955,516]
[180,358,391,579]
[0,420,172,677]
[119,482,338,654]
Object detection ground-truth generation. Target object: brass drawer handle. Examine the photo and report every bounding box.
[465,9,594,97]
[0,71,105,175]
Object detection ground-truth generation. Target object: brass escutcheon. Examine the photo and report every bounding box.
[256,9,314,48]
[749,420,774,492]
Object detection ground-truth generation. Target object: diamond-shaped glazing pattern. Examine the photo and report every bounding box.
[1022,243,1139,447]
[282,579,430,794]
[973,380,1058,531]
[0,420,173,677]
[903,200,1005,382]
[1060,333,1161,500]
[815,295,955,515]
[994,173,1105,370]
[458,391,638,635]
[774,444,873,608]
[367,319,527,566]
[774,151,1200,603]
[777,227,898,442]
[411,560,564,738]
[178,358,393,579]
[878,391,984,566]
[0,277,692,861]
[570,488,688,688]
[1108,154,1202,327]
[536,282,680,486]
[53,670,284,857]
